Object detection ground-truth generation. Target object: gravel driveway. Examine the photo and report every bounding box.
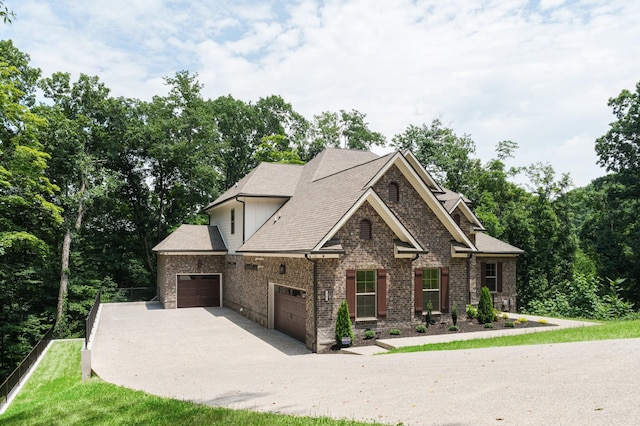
[92,302,640,425]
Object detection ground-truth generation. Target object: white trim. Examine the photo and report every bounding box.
[476,253,520,258]
[313,188,424,253]
[241,252,307,258]
[175,273,223,308]
[158,251,227,256]
[402,150,443,191]
[307,253,341,259]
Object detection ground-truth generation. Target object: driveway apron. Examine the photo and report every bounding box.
[92,302,640,425]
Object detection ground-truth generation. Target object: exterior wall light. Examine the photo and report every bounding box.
[279,263,286,274]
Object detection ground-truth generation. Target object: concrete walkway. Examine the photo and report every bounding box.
[92,303,639,425]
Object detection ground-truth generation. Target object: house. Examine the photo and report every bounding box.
[153,148,523,351]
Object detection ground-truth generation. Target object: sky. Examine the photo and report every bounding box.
[1,0,639,187]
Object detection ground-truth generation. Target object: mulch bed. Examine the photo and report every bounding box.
[321,317,556,353]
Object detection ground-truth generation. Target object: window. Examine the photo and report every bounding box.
[422,269,440,312]
[453,213,461,226]
[356,270,376,318]
[360,219,372,240]
[485,263,497,292]
[388,182,399,202]
[230,208,235,235]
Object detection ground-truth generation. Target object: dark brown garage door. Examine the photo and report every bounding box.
[177,275,221,308]
[274,286,306,343]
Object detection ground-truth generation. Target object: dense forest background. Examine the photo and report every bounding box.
[2,31,640,380]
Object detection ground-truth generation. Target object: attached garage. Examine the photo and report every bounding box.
[177,275,221,308]
[274,285,306,342]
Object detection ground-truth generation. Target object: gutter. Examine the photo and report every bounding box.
[235,196,246,244]
[305,254,319,353]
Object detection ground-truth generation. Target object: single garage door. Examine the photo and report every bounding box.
[177,275,221,308]
[274,286,306,343]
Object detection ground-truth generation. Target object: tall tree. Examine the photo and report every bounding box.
[37,72,114,329]
[0,41,61,379]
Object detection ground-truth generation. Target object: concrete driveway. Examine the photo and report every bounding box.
[92,302,640,425]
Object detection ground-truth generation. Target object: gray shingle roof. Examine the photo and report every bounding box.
[205,162,304,210]
[239,149,391,253]
[475,232,524,255]
[152,225,227,252]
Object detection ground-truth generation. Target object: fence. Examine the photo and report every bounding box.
[85,291,101,349]
[0,325,54,408]
[118,286,155,302]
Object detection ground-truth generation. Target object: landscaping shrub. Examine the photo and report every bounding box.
[477,287,494,324]
[466,304,477,320]
[416,324,427,333]
[425,300,433,325]
[517,317,528,323]
[484,323,494,328]
[452,303,458,327]
[501,313,509,320]
[335,300,354,347]
[492,308,501,321]
[538,319,548,324]
[390,328,401,335]
[448,325,459,332]
[504,321,515,328]
[364,329,376,339]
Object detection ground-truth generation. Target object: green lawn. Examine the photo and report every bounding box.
[1,340,376,425]
[385,319,640,354]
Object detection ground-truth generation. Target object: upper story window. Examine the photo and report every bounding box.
[360,219,372,240]
[388,182,400,202]
[230,208,235,235]
[453,214,461,226]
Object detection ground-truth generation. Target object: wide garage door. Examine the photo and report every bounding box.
[177,275,221,308]
[274,286,306,343]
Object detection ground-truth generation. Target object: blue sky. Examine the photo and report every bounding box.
[2,0,639,187]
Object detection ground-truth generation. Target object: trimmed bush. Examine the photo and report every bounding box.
[538,319,548,324]
[504,321,515,328]
[452,303,458,327]
[466,304,477,320]
[501,313,509,320]
[390,328,401,335]
[416,324,427,333]
[448,325,459,332]
[484,323,494,328]
[364,329,376,339]
[425,300,433,325]
[335,300,354,347]
[477,287,494,324]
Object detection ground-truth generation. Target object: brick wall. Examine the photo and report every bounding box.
[224,255,315,350]
[156,254,225,309]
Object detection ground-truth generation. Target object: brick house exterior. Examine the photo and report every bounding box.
[153,149,523,351]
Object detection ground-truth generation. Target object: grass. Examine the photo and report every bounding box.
[1,340,377,425]
[385,319,640,354]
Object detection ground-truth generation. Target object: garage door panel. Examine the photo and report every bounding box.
[177,275,221,308]
[274,287,306,343]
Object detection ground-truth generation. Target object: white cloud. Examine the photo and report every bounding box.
[2,0,639,187]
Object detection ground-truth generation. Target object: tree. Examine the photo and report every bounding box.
[391,119,480,195]
[477,287,494,324]
[0,42,61,379]
[335,300,354,347]
[595,81,640,175]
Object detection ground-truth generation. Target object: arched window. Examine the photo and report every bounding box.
[360,219,372,240]
[388,182,400,202]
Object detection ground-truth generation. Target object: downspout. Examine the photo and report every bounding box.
[235,196,246,244]
[305,254,319,353]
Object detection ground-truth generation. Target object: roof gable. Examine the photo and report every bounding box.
[367,152,476,250]
[205,162,303,210]
[313,188,424,254]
